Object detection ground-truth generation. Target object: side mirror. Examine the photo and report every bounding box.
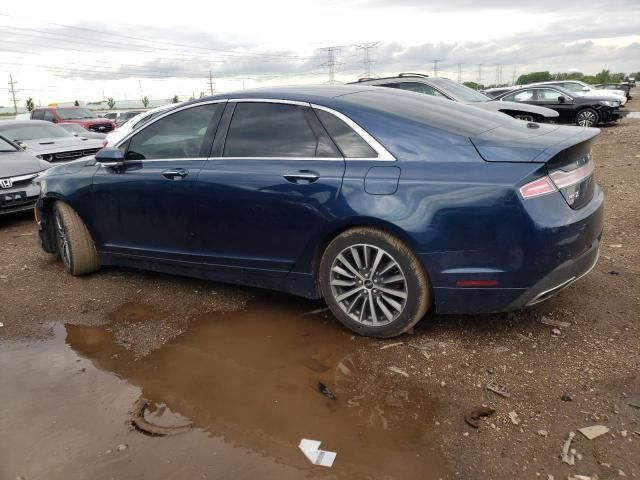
[95,147,125,167]
[557,95,566,103]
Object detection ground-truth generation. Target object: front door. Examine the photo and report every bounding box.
[91,102,223,261]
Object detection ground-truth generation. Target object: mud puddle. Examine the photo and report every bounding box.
[0,296,451,479]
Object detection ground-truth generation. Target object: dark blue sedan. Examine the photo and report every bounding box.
[35,86,603,337]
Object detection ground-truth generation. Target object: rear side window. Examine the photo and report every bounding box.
[31,110,44,120]
[314,109,377,158]
[126,104,219,160]
[43,111,56,122]
[223,102,338,158]
[502,90,534,102]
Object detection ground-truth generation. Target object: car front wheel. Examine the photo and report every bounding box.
[319,227,431,338]
[575,108,599,127]
[53,202,100,275]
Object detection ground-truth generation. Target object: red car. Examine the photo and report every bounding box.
[31,107,115,133]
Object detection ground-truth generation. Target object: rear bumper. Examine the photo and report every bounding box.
[508,237,600,308]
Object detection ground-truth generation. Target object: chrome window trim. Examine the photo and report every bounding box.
[228,98,310,107]
[310,103,395,161]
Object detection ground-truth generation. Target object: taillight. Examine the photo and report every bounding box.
[548,161,594,189]
[519,176,557,199]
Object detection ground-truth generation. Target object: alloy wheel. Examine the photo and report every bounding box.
[577,110,597,127]
[54,211,71,269]
[329,244,408,326]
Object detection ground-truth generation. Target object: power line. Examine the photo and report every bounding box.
[320,46,343,84]
[431,59,442,77]
[356,42,379,79]
[208,71,215,95]
[8,74,19,114]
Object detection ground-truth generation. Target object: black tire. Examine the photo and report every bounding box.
[319,227,431,338]
[575,108,599,127]
[53,202,100,275]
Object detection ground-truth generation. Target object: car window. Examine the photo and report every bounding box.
[126,104,219,160]
[503,89,534,102]
[314,109,377,158]
[31,110,44,120]
[43,111,56,122]
[223,102,338,158]
[378,83,400,88]
[56,108,96,120]
[396,82,448,98]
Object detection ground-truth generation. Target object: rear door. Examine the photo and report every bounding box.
[91,102,224,261]
[195,100,345,278]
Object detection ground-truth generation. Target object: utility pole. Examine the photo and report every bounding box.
[138,80,144,104]
[321,46,343,85]
[457,64,462,83]
[357,42,379,78]
[208,71,215,95]
[477,64,483,89]
[8,74,18,115]
[431,59,441,77]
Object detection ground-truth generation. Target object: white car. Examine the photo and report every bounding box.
[528,80,627,105]
[103,104,177,147]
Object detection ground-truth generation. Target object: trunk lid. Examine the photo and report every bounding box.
[470,122,599,163]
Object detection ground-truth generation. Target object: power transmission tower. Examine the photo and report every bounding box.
[320,46,343,84]
[208,71,215,95]
[431,59,441,77]
[457,64,462,83]
[495,64,502,84]
[8,74,19,115]
[512,65,518,85]
[477,64,483,89]
[357,42,379,78]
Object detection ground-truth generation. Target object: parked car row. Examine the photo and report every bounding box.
[482,79,632,127]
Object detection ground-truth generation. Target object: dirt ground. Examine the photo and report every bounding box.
[1,94,639,480]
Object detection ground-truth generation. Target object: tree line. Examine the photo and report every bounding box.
[464,69,639,90]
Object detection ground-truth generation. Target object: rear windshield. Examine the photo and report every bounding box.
[342,88,507,137]
[0,123,71,141]
[56,108,96,120]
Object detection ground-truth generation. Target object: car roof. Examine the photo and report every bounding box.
[186,84,512,139]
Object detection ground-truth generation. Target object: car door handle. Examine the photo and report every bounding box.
[283,172,319,184]
[162,169,188,179]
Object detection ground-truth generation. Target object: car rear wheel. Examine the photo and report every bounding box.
[319,227,431,338]
[53,202,100,275]
[575,108,599,127]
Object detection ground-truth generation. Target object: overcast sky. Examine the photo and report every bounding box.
[1,0,639,106]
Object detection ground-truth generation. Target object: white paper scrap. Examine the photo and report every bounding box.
[298,438,337,467]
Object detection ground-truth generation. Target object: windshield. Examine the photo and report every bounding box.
[56,108,96,120]
[0,136,18,152]
[0,123,72,141]
[436,78,490,102]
